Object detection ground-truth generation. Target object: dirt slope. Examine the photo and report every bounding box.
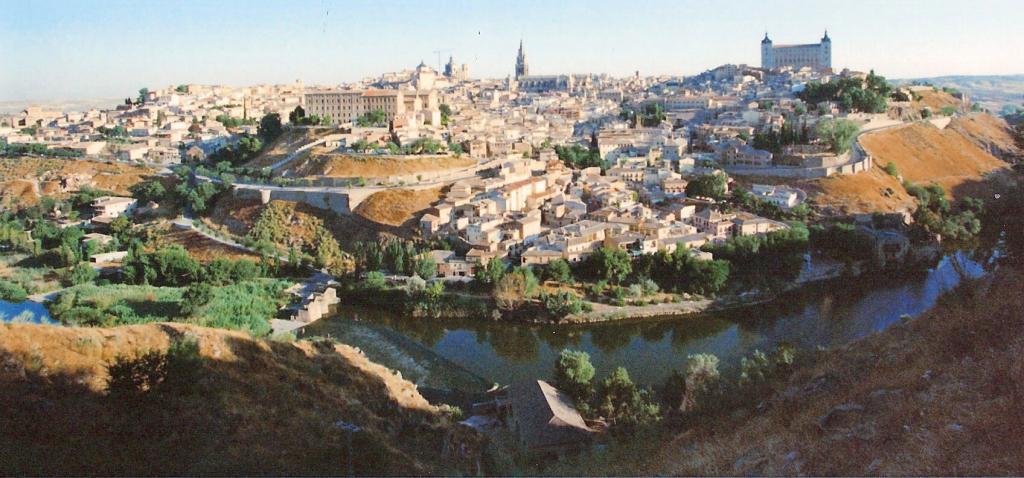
[0,157,155,205]
[242,127,335,170]
[859,120,1010,198]
[354,187,443,227]
[0,322,457,475]
[284,153,473,179]
[948,113,1024,162]
[803,167,917,215]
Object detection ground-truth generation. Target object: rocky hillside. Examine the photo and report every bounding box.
[0,323,464,475]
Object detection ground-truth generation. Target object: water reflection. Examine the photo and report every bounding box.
[304,250,992,390]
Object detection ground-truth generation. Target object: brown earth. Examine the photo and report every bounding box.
[207,196,410,251]
[284,152,473,179]
[948,113,1024,162]
[354,187,444,227]
[151,225,261,263]
[913,89,965,112]
[0,157,155,205]
[802,167,917,215]
[859,120,1011,198]
[0,322,459,475]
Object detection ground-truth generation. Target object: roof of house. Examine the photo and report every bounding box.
[510,380,593,451]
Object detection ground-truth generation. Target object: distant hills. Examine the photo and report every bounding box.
[893,74,1024,113]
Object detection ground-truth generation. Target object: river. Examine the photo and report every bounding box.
[301,250,993,393]
[0,299,55,324]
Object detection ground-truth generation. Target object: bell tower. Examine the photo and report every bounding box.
[760,32,773,69]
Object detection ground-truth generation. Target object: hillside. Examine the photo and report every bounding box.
[0,157,154,205]
[354,187,444,227]
[207,195,411,251]
[858,116,1012,198]
[242,127,335,170]
[948,113,1024,162]
[803,167,917,215]
[549,266,1024,476]
[0,322,462,475]
[283,152,474,179]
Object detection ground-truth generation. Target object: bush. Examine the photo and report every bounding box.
[542,290,585,318]
[884,161,899,176]
[106,337,202,398]
[554,349,595,404]
[0,279,28,302]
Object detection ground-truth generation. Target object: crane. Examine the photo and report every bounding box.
[432,49,452,72]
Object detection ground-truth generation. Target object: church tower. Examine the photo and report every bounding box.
[819,30,832,69]
[515,40,529,79]
[760,32,773,69]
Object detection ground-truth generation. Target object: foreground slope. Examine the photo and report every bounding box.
[647,267,1024,475]
[0,323,455,475]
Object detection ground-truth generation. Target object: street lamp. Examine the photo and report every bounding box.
[333,420,362,476]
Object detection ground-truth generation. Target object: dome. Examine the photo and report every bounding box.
[761,32,772,44]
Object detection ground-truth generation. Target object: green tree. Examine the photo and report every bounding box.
[815,118,860,154]
[181,282,213,316]
[543,258,573,283]
[587,247,632,284]
[129,179,166,204]
[596,367,661,431]
[684,173,728,200]
[257,113,283,143]
[0,279,28,302]
[413,255,437,279]
[288,105,306,124]
[439,104,452,126]
[553,349,595,405]
[137,87,149,104]
[477,257,506,286]
[67,262,98,286]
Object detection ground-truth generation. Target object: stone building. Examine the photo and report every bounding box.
[760,31,831,70]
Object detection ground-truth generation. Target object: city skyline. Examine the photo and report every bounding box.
[2,0,1023,102]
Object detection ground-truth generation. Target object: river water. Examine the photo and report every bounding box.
[302,250,992,392]
[0,299,55,324]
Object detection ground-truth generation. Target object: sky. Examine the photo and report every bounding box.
[1,0,1022,102]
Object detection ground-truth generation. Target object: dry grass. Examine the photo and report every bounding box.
[242,127,335,169]
[949,113,1024,161]
[0,322,456,475]
[913,89,965,111]
[637,268,1024,476]
[804,167,917,215]
[151,226,260,263]
[285,153,473,179]
[859,120,1010,198]
[0,157,155,205]
[354,187,443,226]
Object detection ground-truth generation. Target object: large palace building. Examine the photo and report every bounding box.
[760,31,831,71]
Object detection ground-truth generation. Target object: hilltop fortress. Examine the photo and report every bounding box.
[761,31,832,70]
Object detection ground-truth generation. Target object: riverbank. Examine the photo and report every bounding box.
[559,256,861,324]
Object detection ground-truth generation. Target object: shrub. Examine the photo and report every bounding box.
[107,349,168,397]
[554,349,595,405]
[884,161,899,176]
[542,290,585,318]
[0,279,28,302]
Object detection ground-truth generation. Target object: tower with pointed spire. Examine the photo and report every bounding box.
[515,40,529,79]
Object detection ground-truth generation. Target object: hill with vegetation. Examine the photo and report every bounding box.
[806,112,1016,215]
[282,152,474,179]
[859,115,1011,198]
[0,157,155,206]
[0,322,462,475]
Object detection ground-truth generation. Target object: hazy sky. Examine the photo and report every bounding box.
[2,0,1022,101]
